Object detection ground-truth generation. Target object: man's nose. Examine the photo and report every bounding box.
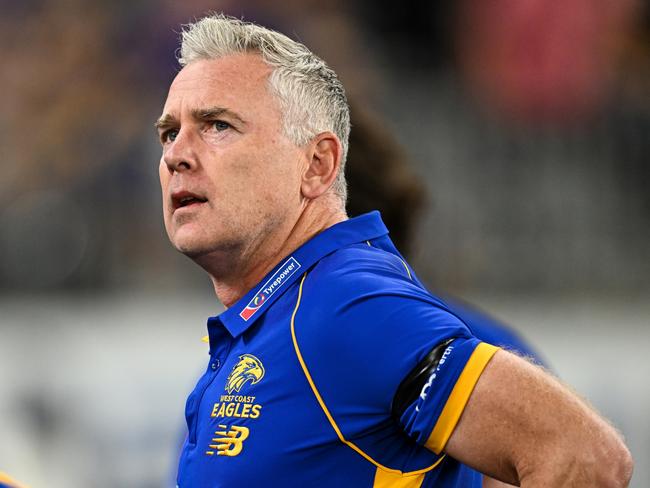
[163,130,199,173]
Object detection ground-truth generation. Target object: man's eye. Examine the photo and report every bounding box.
[212,120,231,131]
[162,129,178,143]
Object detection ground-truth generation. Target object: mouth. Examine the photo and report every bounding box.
[171,190,208,212]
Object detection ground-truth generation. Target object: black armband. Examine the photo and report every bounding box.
[391,338,455,419]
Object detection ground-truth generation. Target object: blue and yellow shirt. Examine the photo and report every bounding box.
[177,212,499,487]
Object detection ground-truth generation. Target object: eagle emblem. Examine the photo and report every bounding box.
[225,354,265,394]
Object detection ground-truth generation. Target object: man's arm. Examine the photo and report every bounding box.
[483,477,517,488]
[445,350,634,487]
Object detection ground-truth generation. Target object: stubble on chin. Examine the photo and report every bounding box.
[171,225,244,266]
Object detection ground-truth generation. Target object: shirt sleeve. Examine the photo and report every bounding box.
[398,338,499,454]
[294,249,499,454]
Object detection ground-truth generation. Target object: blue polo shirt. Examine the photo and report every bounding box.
[177,212,499,487]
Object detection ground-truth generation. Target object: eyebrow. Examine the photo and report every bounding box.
[154,113,177,131]
[154,106,248,131]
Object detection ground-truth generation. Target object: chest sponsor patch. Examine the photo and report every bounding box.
[239,257,301,321]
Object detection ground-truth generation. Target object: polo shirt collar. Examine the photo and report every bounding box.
[209,211,388,338]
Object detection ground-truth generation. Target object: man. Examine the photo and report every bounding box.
[156,14,633,487]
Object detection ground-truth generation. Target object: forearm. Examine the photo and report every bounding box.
[483,476,517,488]
[446,350,633,487]
[517,424,633,488]
[516,369,633,487]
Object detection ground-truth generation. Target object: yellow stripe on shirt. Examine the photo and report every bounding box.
[425,342,499,454]
[373,466,426,488]
[291,273,447,476]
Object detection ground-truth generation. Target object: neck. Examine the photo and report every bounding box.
[199,198,346,308]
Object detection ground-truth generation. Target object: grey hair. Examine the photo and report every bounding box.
[178,14,350,203]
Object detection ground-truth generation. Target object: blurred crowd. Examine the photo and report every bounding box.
[1,0,648,293]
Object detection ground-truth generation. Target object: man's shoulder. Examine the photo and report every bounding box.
[301,242,458,317]
[306,242,419,294]
[292,242,471,352]
[288,242,478,422]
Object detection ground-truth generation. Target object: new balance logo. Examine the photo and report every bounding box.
[205,425,250,457]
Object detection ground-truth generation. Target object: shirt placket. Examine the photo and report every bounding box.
[187,323,232,445]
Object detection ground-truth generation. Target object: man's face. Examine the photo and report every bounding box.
[157,54,307,262]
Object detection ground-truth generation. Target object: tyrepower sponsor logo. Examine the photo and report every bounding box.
[239,257,301,321]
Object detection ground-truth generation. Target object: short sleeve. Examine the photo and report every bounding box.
[293,247,499,456]
[398,339,499,453]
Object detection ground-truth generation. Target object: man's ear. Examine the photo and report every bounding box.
[301,132,342,199]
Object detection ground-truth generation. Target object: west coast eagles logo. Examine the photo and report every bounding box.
[225,354,265,394]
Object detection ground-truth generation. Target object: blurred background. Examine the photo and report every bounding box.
[0,0,648,486]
